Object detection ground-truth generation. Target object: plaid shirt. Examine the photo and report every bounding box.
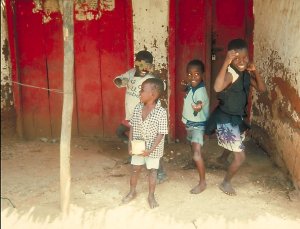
[130,100,168,158]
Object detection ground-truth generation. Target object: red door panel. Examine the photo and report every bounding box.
[99,0,133,138]
[74,19,103,136]
[8,0,133,139]
[15,1,52,139]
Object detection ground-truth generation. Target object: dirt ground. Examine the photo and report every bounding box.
[1,116,300,228]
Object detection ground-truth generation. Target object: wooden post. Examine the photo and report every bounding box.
[60,1,74,217]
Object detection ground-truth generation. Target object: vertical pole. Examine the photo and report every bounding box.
[60,0,74,217]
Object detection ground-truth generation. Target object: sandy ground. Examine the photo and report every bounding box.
[1,116,300,228]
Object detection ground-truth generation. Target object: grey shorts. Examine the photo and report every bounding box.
[131,155,160,169]
[186,126,205,146]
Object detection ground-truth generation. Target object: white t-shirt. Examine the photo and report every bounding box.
[228,65,239,83]
[114,68,154,120]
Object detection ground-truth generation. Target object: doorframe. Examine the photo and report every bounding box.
[5,0,23,138]
[168,0,176,142]
[168,0,254,141]
[168,0,212,141]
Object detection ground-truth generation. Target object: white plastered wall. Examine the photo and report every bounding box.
[1,2,13,111]
[132,0,169,69]
[253,0,300,190]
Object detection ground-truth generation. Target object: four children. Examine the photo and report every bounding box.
[118,38,266,208]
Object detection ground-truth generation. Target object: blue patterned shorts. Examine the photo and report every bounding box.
[216,123,245,152]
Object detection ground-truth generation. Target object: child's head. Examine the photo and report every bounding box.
[140,78,164,103]
[134,50,154,77]
[227,38,249,72]
[186,59,205,88]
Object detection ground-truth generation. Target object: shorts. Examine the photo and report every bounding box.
[186,126,205,146]
[131,155,160,169]
[216,123,245,152]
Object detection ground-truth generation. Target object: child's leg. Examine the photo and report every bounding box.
[157,158,167,184]
[216,123,246,195]
[190,142,206,194]
[146,157,160,208]
[219,150,245,195]
[116,122,130,141]
[148,169,159,208]
[217,149,231,165]
[122,165,142,203]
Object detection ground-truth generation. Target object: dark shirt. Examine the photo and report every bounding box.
[205,67,251,135]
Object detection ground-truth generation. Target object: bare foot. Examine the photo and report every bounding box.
[190,182,206,194]
[219,181,236,196]
[122,191,136,204]
[148,194,159,209]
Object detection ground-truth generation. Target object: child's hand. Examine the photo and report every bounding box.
[114,78,122,87]
[142,150,150,157]
[180,79,189,87]
[128,143,132,155]
[191,101,203,112]
[128,150,132,155]
[114,78,128,87]
[247,62,256,72]
[225,50,239,66]
[180,79,190,92]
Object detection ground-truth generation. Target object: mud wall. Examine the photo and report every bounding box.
[1,3,14,112]
[132,0,168,70]
[131,0,169,108]
[252,0,300,190]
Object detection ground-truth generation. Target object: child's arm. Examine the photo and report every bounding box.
[113,69,132,88]
[214,50,238,92]
[247,63,266,93]
[142,134,164,157]
[180,79,190,92]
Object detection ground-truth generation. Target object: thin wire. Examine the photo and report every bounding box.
[9,80,72,94]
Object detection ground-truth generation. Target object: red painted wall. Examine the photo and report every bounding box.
[14,1,52,138]
[6,0,252,140]
[6,0,133,139]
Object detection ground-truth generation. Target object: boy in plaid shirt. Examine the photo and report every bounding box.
[122,78,168,208]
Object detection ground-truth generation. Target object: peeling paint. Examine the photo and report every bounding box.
[32,0,115,22]
[1,4,13,111]
[253,0,300,191]
[33,0,60,23]
[74,0,115,21]
[132,0,169,69]
[131,0,169,126]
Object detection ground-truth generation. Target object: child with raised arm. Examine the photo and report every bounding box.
[113,50,167,183]
[114,50,155,143]
[205,38,266,195]
[181,59,210,194]
[122,78,168,208]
